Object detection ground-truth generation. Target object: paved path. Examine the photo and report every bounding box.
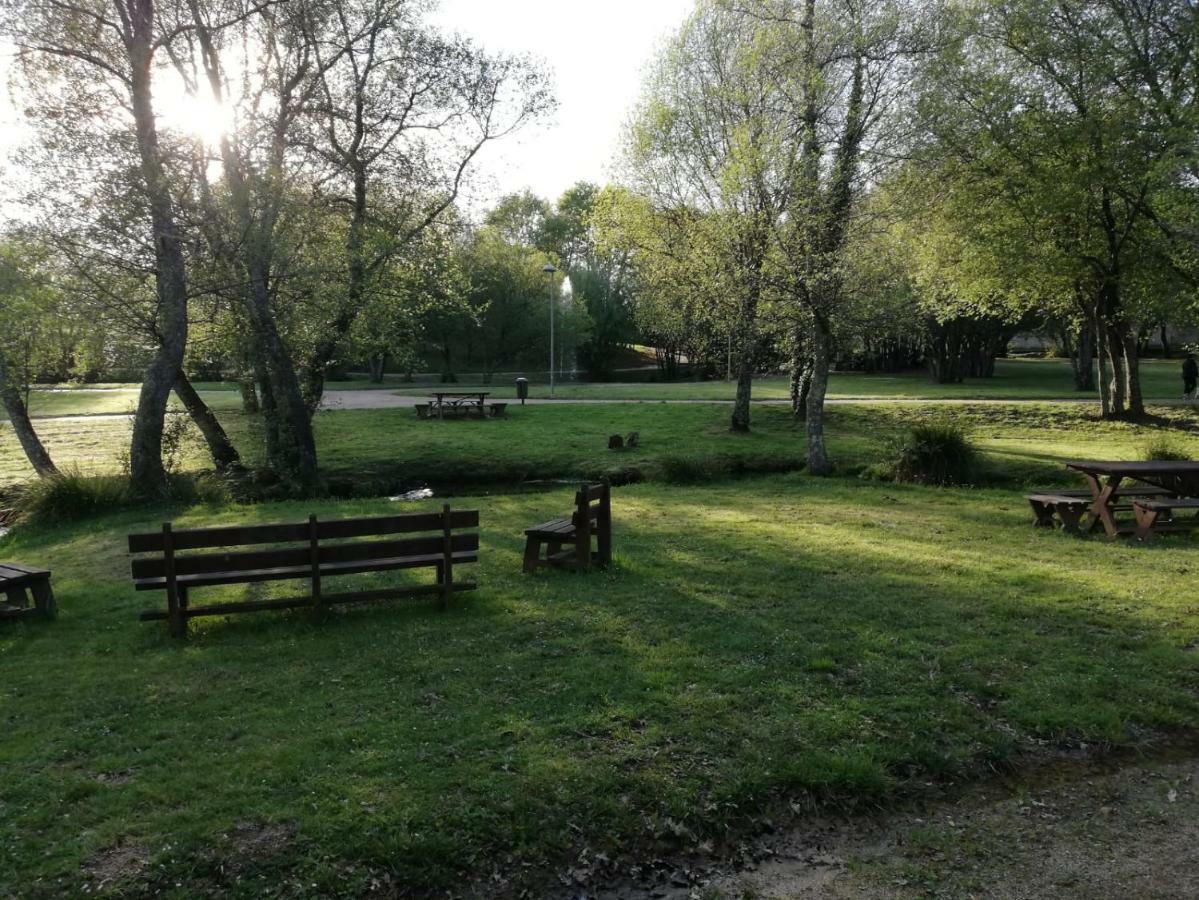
[11,387,1193,425]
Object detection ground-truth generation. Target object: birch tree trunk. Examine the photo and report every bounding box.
[126,2,189,493]
[0,355,57,477]
[174,371,240,470]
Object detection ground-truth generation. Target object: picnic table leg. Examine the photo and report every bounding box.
[1085,473,1124,539]
[522,536,542,574]
[1134,504,1162,541]
[30,578,56,619]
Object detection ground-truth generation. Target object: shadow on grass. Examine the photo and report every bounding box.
[1,478,1197,896]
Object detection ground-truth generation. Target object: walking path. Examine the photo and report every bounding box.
[10,387,1192,425]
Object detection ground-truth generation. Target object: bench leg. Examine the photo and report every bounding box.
[1029,499,1056,528]
[1055,503,1085,534]
[30,579,56,619]
[522,537,543,574]
[4,586,27,610]
[1134,506,1162,541]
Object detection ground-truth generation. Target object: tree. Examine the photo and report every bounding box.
[919,0,1197,418]
[0,241,61,477]
[5,0,196,492]
[625,0,803,432]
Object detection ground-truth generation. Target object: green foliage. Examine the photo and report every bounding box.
[883,422,980,486]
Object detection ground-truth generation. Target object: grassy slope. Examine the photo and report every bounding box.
[2,475,1198,896]
[4,397,1199,488]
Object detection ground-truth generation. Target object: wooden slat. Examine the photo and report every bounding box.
[133,545,311,580]
[129,521,309,553]
[139,581,478,620]
[1137,499,1199,511]
[316,510,478,539]
[133,551,479,591]
[583,484,608,501]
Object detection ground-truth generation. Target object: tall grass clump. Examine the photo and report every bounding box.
[1142,436,1192,462]
[14,469,131,523]
[883,422,980,486]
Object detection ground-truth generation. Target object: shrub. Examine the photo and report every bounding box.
[1142,436,1192,462]
[13,469,131,524]
[884,422,979,486]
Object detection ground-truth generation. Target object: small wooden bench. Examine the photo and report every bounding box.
[0,563,56,621]
[523,483,612,573]
[415,403,431,419]
[489,402,508,417]
[129,507,479,637]
[1133,498,1199,541]
[1028,486,1172,533]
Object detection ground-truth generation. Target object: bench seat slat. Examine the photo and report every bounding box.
[1135,498,1199,512]
[131,533,479,580]
[133,551,479,591]
[139,581,478,620]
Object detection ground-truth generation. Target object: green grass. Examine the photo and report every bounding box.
[390,358,1191,401]
[5,398,1199,489]
[5,358,1192,425]
[2,472,1198,897]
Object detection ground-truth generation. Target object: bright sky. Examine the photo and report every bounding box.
[431,0,693,207]
[0,1,693,215]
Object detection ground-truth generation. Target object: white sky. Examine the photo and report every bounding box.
[0,1,693,215]
[431,0,693,207]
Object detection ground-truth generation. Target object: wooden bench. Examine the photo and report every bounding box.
[0,563,56,621]
[489,402,508,417]
[1133,498,1199,541]
[415,403,431,419]
[129,507,479,637]
[1028,486,1172,533]
[523,483,612,573]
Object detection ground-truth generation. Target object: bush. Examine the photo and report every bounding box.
[1142,436,1192,462]
[13,469,131,524]
[11,469,230,525]
[884,422,979,486]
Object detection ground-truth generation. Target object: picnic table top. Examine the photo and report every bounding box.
[0,562,50,588]
[429,391,491,399]
[1065,460,1199,477]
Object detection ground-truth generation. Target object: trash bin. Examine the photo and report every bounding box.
[515,376,528,405]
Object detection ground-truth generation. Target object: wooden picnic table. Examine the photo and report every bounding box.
[429,391,490,419]
[1065,460,1199,538]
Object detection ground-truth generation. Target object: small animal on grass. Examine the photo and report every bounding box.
[608,434,624,450]
[626,432,640,448]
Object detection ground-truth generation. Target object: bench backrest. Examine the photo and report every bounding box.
[570,483,611,565]
[128,509,479,582]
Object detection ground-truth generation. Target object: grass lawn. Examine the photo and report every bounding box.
[2,473,1199,897]
[4,398,1199,488]
[390,358,1191,402]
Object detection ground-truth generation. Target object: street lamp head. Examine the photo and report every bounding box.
[542,263,557,274]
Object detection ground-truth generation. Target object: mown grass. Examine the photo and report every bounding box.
[2,472,1198,897]
[5,397,1199,489]
[390,358,1191,401]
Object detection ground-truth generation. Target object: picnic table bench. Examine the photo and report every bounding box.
[1133,497,1199,541]
[1065,460,1199,539]
[1028,485,1172,533]
[0,563,56,620]
[129,507,479,637]
[523,482,612,573]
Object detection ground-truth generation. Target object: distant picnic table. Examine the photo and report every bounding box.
[429,391,489,419]
[1066,460,1199,539]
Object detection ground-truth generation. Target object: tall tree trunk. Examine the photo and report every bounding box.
[0,356,57,477]
[127,15,189,494]
[174,371,240,470]
[239,379,260,414]
[1122,327,1145,418]
[789,334,812,420]
[805,313,833,476]
[1070,322,1096,391]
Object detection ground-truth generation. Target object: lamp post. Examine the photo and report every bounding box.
[543,262,557,397]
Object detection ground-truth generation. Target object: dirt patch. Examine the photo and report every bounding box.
[81,844,149,891]
[563,754,1199,899]
[227,820,297,864]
